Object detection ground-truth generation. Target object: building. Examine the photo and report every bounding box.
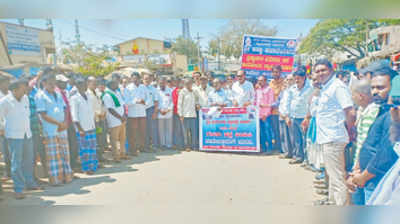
[115,37,171,56]
[115,37,187,74]
[357,25,400,69]
[0,22,56,66]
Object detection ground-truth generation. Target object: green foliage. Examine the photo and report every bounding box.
[171,37,200,64]
[298,19,400,59]
[61,42,119,77]
[208,19,278,59]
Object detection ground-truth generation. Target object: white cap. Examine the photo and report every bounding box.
[55,74,69,82]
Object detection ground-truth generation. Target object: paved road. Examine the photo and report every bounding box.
[2,150,317,207]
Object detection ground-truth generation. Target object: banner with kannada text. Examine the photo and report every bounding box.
[199,107,260,152]
[241,34,297,80]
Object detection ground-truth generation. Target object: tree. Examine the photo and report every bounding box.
[298,19,400,59]
[171,37,200,64]
[208,19,278,59]
[61,42,119,77]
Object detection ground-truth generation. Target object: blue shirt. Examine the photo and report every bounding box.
[359,106,398,185]
[208,89,230,107]
[287,82,313,119]
[35,90,66,137]
[144,85,160,109]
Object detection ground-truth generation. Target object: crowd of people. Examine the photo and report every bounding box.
[0,57,400,206]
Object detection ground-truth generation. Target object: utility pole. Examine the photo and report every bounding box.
[195,32,203,72]
[75,19,81,45]
[217,38,221,71]
[74,19,82,66]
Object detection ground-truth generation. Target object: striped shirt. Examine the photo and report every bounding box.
[353,102,380,168]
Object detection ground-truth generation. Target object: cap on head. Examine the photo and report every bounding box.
[55,74,69,82]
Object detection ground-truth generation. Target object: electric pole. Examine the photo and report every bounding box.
[75,19,81,45]
[195,32,203,72]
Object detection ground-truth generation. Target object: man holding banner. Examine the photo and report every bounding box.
[232,70,255,108]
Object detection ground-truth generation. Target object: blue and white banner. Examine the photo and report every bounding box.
[241,35,297,79]
[5,24,41,56]
[199,107,260,152]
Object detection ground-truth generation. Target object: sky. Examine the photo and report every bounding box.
[0,19,318,51]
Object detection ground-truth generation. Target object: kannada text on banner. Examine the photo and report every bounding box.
[199,107,260,152]
[241,35,297,79]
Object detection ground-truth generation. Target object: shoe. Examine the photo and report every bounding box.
[15,192,25,200]
[185,148,191,152]
[313,198,333,206]
[27,186,44,191]
[289,159,303,164]
[86,171,95,175]
[314,183,328,189]
[313,179,325,185]
[279,154,291,159]
[316,189,329,196]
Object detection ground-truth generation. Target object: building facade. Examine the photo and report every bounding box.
[0,22,56,66]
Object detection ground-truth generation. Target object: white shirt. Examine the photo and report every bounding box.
[316,77,353,144]
[124,83,147,118]
[287,82,314,119]
[0,90,7,131]
[86,89,105,118]
[278,87,292,117]
[194,85,214,108]
[0,93,32,139]
[158,87,173,119]
[232,80,255,107]
[103,89,125,128]
[70,92,96,132]
[144,85,160,109]
[178,88,197,118]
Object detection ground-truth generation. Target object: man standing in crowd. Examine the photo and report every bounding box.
[208,78,230,108]
[286,68,314,164]
[158,76,174,150]
[367,75,400,205]
[0,75,11,181]
[70,78,98,175]
[28,78,47,182]
[102,78,127,162]
[87,76,107,164]
[192,72,202,90]
[232,70,255,107]
[351,65,398,203]
[178,78,197,152]
[279,75,294,159]
[269,65,286,153]
[194,75,214,150]
[254,75,275,153]
[223,75,235,106]
[143,73,160,152]
[172,78,184,150]
[0,79,40,199]
[314,59,355,205]
[55,74,79,173]
[124,73,147,156]
[36,74,73,186]
[346,78,380,205]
